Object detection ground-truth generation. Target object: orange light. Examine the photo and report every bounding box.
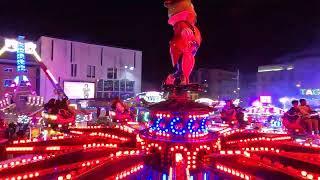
[227,150,233,155]
[301,171,308,176]
[45,146,60,151]
[6,147,34,151]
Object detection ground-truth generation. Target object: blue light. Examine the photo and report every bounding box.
[189,176,194,180]
[17,36,26,72]
[162,174,167,180]
[204,173,207,180]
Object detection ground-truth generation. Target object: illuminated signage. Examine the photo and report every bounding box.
[64,82,95,99]
[0,37,41,62]
[16,36,26,72]
[300,89,320,96]
[260,96,272,104]
[3,38,37,54]
[137,91,164,103]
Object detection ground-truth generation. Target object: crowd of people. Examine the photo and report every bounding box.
[220,98,319,136]
[283,99,319,135]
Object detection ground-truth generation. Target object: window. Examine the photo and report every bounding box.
[96,79,134,100]
[104,92,112,99]
[133,52,136,68]
[114,80,120,91]
[104,80,113,91]
[4,79,12,87]
[107,68,113,79]
[51,40,54,61]
[100,48,103,66]
[92,66,95,78]
[4,68,13,72]
[97,80,103,91]
[126,81,135,92]
[96,92,103,98]
[87,65,96,78]
[70,43,73,62]
[113,68,117,79]
[87,65,91,78]
[71,64,77,77]
[107,68,117,79]
[120,80,126,92]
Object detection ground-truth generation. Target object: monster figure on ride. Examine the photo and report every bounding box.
[164,0,202,85]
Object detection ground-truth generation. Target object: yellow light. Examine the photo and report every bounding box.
[0,47,7,56]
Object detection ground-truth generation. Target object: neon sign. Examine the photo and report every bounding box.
[137,91,164,103]
[17,36,26,72]
[0,37,41,62]
[301,89,320,96]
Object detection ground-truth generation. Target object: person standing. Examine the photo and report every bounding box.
[299,99,318,135]
[83,84,90,99]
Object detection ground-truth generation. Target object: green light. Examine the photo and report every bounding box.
[143,112,150,122]
[136,109,139,122]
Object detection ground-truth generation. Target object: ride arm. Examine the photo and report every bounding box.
[31,50,67,99]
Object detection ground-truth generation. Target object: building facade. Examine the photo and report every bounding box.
[191,68,238,100]
[257,57,320,107]
[257,64,295,102]
[239,73,257,106]
[39,36,142,101]
[0,36,142,101]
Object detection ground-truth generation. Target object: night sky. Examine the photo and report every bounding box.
[1,0,320,87]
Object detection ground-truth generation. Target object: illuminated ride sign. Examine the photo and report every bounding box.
[300,89,320,96]
[17,36,26,72]
[0,37,41,61]
[260,96,272,104]
[136,91,164,103]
